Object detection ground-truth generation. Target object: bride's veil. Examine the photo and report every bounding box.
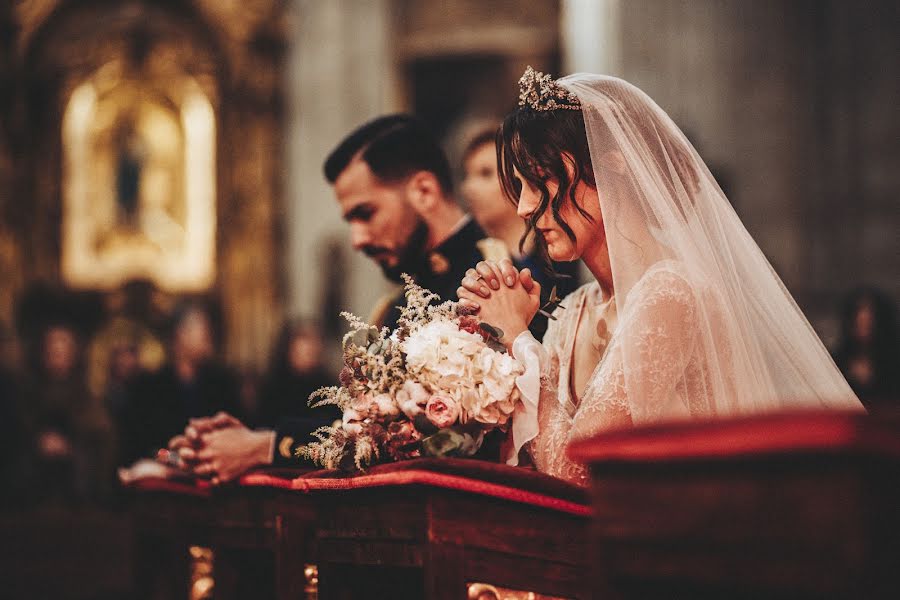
[557,73,862,421]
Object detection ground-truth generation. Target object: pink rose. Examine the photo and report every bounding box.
[425,394,460,429]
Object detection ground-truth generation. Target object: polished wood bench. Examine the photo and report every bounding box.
[127,468,317,600]
[568,410,900,599]
[127,478,213,599]
[246,458,593,600]
[128,459,592,598]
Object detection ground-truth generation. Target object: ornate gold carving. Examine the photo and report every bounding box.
[189,545,214,600]
[468,582,565,600]
[61,73,216,292]
[303,564,319,600]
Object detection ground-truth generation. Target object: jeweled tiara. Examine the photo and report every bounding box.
[517,65,581,112]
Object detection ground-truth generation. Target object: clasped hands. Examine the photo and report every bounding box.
[457,258,542,350]
[159,412,275,485]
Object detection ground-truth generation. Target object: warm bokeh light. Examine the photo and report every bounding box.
[61,72,215,291]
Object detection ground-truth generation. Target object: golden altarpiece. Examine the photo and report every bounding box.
[0,0,288,369]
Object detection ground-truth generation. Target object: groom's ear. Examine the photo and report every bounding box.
[405,171,442,215]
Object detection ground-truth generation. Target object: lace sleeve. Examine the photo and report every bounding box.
[509,325,558,466]
[510,308,585,481]
[569,266,700,443]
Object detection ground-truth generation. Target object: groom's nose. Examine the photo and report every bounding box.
[350,223,372,250]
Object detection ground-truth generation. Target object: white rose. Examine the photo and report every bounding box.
[372,392,399,418]
[396,380,430,419]
[342,406,367,435]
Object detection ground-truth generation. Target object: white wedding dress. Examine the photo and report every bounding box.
[504,74,864,484]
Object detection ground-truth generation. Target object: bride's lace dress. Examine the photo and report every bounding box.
[514,260,728,485]
[499,71,862,486]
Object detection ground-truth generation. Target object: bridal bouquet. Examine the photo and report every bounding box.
[298,275,523,470]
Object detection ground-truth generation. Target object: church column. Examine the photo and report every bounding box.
[284,0,399,325]
[0,3,23,324]
[560,0,622,75]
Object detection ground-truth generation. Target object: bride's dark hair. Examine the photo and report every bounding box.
[497,108,596,253]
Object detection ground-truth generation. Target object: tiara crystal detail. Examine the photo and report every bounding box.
[517,66,581,112]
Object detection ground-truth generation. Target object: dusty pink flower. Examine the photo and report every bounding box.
[385,420,422,460]
[425,394,460,428]
[338,366,355,387]
[457,315,481,336]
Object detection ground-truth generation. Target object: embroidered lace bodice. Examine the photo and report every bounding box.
[513,260,724,485]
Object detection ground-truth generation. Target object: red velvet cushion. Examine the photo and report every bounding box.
[123,476,211,497]
[240,458,591,516]
[567,410,899,465]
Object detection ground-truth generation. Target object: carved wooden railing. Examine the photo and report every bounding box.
[127,411,898,599]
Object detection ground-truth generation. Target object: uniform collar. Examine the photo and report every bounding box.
[427,215,484,275]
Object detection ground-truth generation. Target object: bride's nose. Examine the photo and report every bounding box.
[517,188,539,220]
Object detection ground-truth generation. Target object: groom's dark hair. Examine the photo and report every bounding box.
[324,114,454,194]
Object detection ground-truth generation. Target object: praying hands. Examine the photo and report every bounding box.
[160,412,275,485]
[457,258,542,351]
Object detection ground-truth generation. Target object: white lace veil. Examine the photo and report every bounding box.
[555,73,863,422]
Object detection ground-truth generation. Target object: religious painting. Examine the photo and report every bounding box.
[61,63,216,292]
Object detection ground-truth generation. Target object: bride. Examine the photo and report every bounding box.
[457,67,864,484]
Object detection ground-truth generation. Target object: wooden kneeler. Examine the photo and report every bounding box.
[250,458,593,600]
[128,478,213,600]
[568,410,900,599]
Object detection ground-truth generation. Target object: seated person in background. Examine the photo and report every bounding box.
[21,322,111,504]
[832,287,899,411]
[256,319,339,433]
[0,321,27,506]
[165,320,341,484]
[118,301,241,482]
[164,114,511,482]
[461,126,580,340]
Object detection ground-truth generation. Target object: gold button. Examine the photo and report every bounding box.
[278,436,295,458]
[429,252,450,275]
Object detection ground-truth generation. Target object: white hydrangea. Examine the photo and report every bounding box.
[402,318,523,425]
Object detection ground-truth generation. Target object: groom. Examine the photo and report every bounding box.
[163,114,507,479]
[324,114,508,329]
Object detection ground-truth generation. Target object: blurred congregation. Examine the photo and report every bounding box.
[0,284,338,508]
[0,0,897,597]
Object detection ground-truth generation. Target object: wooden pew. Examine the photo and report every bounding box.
[128,469,317,600]
[128,478,212,600]
[285,458,593,600]
[129,460,592,598]
[228,471,319,599]
[568,411,900,599]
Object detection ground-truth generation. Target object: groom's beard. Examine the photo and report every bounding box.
[363,220,430,283]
